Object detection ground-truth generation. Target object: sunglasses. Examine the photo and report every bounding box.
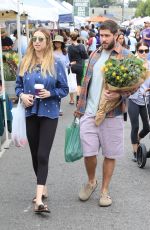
[138,49,149,54]
[32,36,46,42]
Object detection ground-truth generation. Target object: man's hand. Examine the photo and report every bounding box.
[104,89,120,101]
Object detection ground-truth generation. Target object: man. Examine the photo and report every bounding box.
[141,21,150,47]
[75,20,130,207]
[12,29,28,56]
[1,29,13,51]
[80,26,89,41]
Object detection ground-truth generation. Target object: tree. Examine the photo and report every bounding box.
[135,0,150,17]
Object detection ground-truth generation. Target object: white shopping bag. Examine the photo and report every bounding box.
[11,100,27,147]
[66,69,77,93]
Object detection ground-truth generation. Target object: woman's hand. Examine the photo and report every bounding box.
[38,89,51,99]
[20,94,34,107]
[104,89,120,101]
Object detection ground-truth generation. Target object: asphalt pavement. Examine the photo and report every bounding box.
[0,96,150,230]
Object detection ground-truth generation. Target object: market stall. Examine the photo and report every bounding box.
[0,0,26,151]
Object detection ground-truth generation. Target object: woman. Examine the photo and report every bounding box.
[53,35,70,114]
[53,34,77,106]
[135,30,141,43]
[87,31,97,55]
[128,32,137,54]
[128,42,150,162]
[117,32,129,49]
[15,28,69,213]
[68,31,88,105]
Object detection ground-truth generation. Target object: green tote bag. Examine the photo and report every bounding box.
[64,119,83,162]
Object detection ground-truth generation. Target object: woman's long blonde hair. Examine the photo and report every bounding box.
[19,28,55,77]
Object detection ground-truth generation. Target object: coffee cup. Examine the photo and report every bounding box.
[34,84,44,98]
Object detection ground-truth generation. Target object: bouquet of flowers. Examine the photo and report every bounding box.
[4,51,19,65]
[95,56,148,126]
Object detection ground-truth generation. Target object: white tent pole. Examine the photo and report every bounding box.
[0,28,9,142]
[17,0,22,64]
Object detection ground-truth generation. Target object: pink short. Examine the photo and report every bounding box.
[80,114,124,159]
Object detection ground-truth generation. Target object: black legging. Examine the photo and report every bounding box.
[128,99,150,144]
[26,116,58,185]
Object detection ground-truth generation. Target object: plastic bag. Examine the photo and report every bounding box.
[64,118,83,162]
[11,100,27,147]
[66,69,77,93]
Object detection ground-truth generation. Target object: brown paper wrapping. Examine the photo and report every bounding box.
[95,78,145,126]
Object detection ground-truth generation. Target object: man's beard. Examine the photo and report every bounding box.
[102,38,115,50]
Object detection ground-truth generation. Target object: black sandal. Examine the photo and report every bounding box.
[32,194,48,203]
[34,204,50,214]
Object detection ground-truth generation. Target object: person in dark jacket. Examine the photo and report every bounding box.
[68,31,88,105]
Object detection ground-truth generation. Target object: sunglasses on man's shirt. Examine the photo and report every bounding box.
[138,49,149,54]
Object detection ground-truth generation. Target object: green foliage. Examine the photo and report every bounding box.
[135,0,150,17]
[103,56,146,88]
[3,60,17,81]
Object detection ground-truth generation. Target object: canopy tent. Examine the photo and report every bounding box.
[62,1,73,12]
[47,0,71,14]
[0,0,17,12]
[20,0,71,19]
[0,0,27,22]
[86,16,109,23]
[23,5,58,22]
[121,16,150,27]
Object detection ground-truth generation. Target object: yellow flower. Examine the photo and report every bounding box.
[112,72,116,77]
[104,67,108,72]
[120,65,125,71]
[107,62,112,67]
[116,76,120,80]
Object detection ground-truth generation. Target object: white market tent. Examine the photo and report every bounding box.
[62,1,73,12]
[122,16,150,27]
[0,0,22,151]
[23,5,58,22]
[47,0,71,14]
[21,0,71,20]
